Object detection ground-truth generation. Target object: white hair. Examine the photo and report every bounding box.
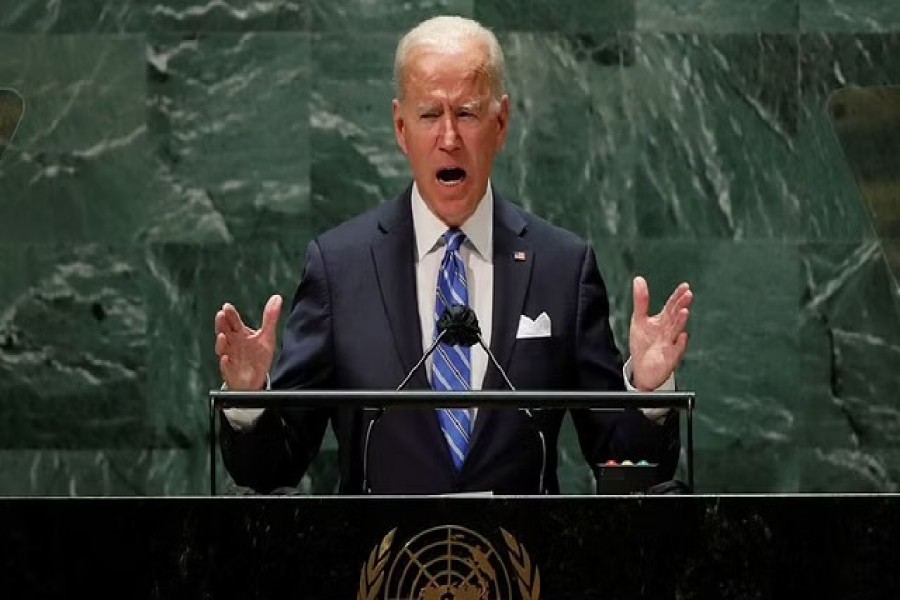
[393,15,506,102]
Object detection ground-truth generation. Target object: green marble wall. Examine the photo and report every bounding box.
[0,1,898,495]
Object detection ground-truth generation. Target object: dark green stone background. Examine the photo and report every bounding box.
[0,1,898,495]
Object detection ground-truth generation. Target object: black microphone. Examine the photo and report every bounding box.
[439,305,515,391]
[0,89,25,162]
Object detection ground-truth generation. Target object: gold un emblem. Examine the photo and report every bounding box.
[358,525,540,599]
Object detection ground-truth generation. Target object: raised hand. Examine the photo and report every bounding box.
[629,276,693,391]
[214,294,283,391]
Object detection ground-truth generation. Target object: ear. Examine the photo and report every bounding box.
[495,94,510,150]
[392,98,409,156]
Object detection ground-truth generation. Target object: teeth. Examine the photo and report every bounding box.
[437,168,466,186]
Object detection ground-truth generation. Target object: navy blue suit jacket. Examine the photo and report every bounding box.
[220,186,679,494]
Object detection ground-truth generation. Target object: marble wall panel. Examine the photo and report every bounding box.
[145,32,311,244]
[0,245,148,456]
[799,241,900,492]
[0,34,155,243]
[312,0,473,32]
[0,0,310,33]
[495,32,636,239]
[309,33,409,232]
[476,0,634,32]
[637,0,798,33]
[628,33,802,240]
[0,450,148,495]
[801,0,900,33]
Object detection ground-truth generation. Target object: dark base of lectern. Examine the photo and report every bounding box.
[2,495,899,599]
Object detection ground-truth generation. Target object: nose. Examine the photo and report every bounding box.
[438,114,460,151]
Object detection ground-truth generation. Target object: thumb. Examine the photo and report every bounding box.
[260,294,283,340]
[632,276,650,321]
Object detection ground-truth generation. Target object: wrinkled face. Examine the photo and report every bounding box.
[393,41,509,227]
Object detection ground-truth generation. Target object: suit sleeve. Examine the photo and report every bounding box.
[569,245,680,480]
[220,240,334,493]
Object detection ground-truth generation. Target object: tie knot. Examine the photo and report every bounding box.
[443,229,466,253]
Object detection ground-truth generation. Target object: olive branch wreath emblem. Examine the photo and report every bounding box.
[357,526,540,599]
[357,528,396,600]
[501,527,541,600]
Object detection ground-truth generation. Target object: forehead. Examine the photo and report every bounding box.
[401,43,492,100]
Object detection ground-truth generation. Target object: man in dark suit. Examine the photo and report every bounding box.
[214,15,693,495]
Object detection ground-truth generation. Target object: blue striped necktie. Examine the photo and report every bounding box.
[432,229,473,470]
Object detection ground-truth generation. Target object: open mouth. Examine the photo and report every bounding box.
[436,167,467,186]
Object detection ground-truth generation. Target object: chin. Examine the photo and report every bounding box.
[432,199,477,226]
[419,176,482,223]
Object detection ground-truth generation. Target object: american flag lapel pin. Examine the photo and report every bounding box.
[514,251,526,262]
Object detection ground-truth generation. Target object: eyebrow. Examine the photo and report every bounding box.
[415,100,484,113]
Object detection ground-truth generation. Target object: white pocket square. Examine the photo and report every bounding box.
[516,312,552,339]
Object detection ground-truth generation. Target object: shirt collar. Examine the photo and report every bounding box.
[411,181,493,262]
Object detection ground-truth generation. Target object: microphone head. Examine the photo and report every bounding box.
[437,305,480,347]
[0,88,25,162]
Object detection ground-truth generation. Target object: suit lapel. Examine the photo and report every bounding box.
[468,191,532,456]
[484,192,532,390]
[371,189,430,390]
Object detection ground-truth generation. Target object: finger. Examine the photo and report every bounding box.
[632,276,650,320]
[260,294,283,339]
[660,286,692,331]
[221,303,245,333]
[660,305,690,341]
[676,287,694,312]
[671,331,689,363]
[662,282,691,314]
[669,307,690,337]
[214,310,232,335]
[215,332,229,357]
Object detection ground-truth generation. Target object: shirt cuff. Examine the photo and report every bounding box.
[623,357,674,423]
[220,373,270,431]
